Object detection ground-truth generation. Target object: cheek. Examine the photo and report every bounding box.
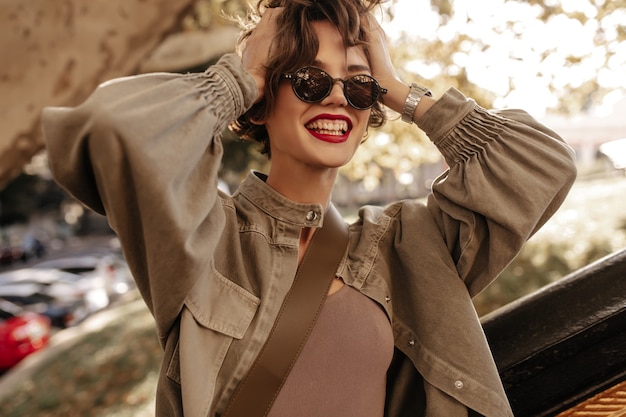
[353,111,372,134]
[275,83,301,107]
[271,85,307,119]
[265,86,306,136]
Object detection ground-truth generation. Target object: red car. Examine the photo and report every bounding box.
[0,298,51,371]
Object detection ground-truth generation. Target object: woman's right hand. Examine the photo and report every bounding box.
[241,8,282,103]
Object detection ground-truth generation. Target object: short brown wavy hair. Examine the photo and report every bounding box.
[229,0,388,157]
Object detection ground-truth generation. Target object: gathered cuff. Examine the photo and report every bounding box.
[194,53,257,131]
[418,87,503,166]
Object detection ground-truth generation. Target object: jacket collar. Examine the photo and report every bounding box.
[236,171,327,228]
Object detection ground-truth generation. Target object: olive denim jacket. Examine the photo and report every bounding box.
[42,53,576,417]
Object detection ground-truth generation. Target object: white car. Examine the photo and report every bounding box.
[0,268,92,326]
[34,254,135,304]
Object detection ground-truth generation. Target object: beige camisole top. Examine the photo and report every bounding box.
[267,283,395,417]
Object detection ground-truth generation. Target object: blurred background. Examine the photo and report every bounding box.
[0,0,624,415]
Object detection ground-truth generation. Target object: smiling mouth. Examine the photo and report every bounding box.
[305,119,350,136]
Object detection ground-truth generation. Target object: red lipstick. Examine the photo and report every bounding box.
[305,114,353,143]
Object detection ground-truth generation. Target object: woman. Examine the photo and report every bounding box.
[42,1,576,416]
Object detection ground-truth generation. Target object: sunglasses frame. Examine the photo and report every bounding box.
[282,66,387,110]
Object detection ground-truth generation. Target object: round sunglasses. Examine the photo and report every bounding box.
[281,66,387,110]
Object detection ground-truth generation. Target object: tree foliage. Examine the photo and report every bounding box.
[2,0,625,214]
[0,173,65,226]
[347,0,626,189]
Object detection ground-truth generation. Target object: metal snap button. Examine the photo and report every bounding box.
[408,340,415,347]
[305,210,318,221]
[454,380,464,389]
[385,296,391,303]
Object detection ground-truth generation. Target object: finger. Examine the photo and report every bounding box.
[363,14,397,83]
[242,8,282,69]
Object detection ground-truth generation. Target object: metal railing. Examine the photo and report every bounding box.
[482,248,626,416]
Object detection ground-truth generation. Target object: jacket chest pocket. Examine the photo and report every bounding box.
[171,270,260,417]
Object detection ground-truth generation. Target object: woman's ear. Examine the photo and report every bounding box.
[249,117,266,125]
[247,102,268,125]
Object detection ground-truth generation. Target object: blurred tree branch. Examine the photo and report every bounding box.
[0,0,197,190]
[1,0,624,194]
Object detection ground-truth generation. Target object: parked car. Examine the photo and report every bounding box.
[0,246,25,266]
[34,253,135,302]
[0,237,46,267]
[0,298,51,371]
[0,269,91,327]
[3,265,112,313]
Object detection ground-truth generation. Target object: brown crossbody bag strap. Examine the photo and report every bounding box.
[221,205,349,417]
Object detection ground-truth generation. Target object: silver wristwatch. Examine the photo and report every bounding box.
[401,83,432,124]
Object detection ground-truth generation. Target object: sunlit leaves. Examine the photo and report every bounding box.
[185,0,625,188]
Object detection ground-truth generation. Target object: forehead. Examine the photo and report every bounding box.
[311,20,369,72]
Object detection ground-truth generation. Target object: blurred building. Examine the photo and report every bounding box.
[540,97,626,176]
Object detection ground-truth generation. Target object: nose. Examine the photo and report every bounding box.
[322,79,348,107]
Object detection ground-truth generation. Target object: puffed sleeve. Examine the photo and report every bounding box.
[41,53,258,335]
[418,88,576,296]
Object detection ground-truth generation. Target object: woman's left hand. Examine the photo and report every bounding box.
[363,14,435,118]
[363,13,399,90]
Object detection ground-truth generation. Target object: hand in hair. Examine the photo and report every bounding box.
[362,13,398,89]
[241,7,283,103]
[362,13,435,118]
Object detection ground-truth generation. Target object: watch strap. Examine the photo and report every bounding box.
[401,83,432,124]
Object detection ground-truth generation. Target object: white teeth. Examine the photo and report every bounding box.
[305,119,349,135]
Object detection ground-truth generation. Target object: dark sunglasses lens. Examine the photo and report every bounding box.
[345,75,378,109]
[292,68,332,102]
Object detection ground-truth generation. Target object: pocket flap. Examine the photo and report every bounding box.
[184,270,260,339]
